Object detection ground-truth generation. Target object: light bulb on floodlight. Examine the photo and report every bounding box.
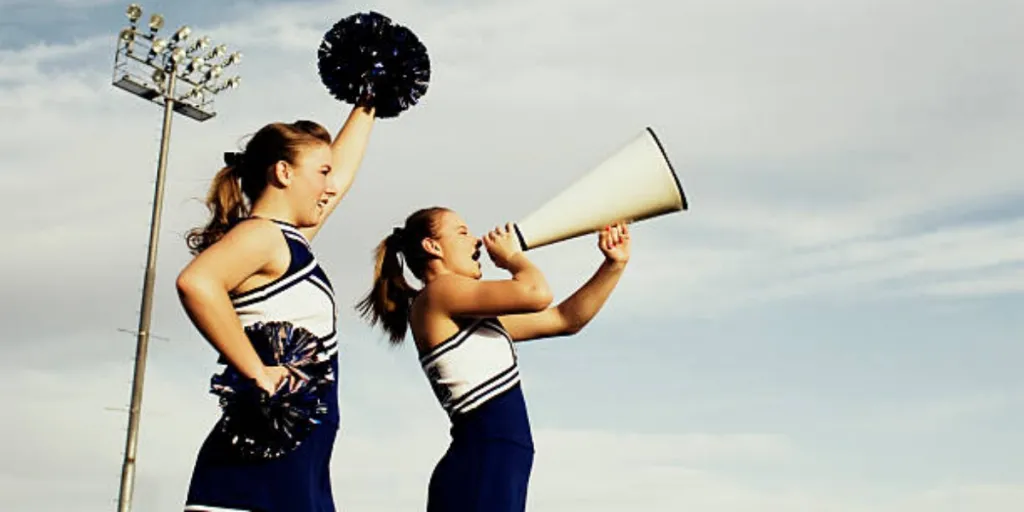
[119,28,135,54]
[211,76,241,93]
[149,14,164,32]
[226,52,241,66]
[170,47,186,63]
[150,38,167,54]
[189,36,211,54]
[207,44,226,60]
[126,4,142,23]
[152,68,167,86]
[172,26,191,43]
[186,56,204,74]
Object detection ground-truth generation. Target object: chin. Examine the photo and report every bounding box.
[299,212,322,228]
[459,265,482,280]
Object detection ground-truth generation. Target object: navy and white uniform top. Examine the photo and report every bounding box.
[420,317,520,417]
[228,219,339,360]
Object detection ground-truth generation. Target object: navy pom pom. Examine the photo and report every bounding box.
[209,321,334,460]
[317,11,430,118]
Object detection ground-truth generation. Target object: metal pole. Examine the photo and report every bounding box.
[117,69,177,512]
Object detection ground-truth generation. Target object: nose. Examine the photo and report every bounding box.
[323,175,339,197]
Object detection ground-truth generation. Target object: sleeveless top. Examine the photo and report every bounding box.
[226,218,340,425]
[419,317,521,417]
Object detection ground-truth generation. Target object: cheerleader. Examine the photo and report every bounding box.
[356,207,630,511]
[175,103,375,511]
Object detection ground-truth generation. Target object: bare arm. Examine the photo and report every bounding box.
[301,103,376,240]
[175,219,285,391]
[426,253,554,317]
[499,223,630,341]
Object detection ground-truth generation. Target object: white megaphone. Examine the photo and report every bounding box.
[513,127,688,251]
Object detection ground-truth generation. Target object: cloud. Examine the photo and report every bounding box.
[4,0,1022,325]
[0,356,791,512]
[617,215,1024,317]
[5,354,1021,512]
[3,0,1024,510]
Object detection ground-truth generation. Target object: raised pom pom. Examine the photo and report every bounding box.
[317,11,430,119]
[209,321,334,460]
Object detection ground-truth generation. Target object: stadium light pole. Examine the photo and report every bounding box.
[110,4,241,511]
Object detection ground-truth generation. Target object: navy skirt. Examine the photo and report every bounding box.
[427,384,535,512]
[185,361,341,512]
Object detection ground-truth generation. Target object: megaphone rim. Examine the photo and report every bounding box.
[512,223,528,251]
[645,126,689,211]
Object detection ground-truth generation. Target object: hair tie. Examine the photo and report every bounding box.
[387,226,406,248]
[223,151,244,167]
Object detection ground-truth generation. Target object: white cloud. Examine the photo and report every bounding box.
[3,0,1024,510]
[884,484,1024,512]
[6,356,1022,512]
[4,0,1020,325]
[1,0,1019,388]
[617,215,1024,317]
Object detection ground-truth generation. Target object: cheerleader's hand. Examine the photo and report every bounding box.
[599,222,631,264]
[256,366,292,396]
[484,222,527,271]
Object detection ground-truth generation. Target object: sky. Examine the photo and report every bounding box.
[1,0,1022,510]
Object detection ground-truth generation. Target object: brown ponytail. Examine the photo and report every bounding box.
[184,163,247,254]
[355,230,418,344]
[356,207,450,344]
[185,120,332,255]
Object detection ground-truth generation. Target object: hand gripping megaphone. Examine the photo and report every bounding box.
[512,127,688,251]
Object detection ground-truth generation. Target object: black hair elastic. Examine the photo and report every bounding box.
[223,151,244,166]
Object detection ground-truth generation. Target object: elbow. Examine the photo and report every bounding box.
[562,315,586,335]
[553,306,586,335]
[526,286,554,312]
[175,270,195,299]
[175,269,211,304]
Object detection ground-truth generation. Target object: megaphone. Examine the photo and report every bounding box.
[513,127,688,251]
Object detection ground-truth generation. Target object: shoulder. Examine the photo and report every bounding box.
[417,274,478,304]
[177,218,290,292]
[413,277,479,322]
[204,217,287,260]
[222,217,283,243]
[422,274,472,293]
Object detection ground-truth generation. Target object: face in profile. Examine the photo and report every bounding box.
[285,142,335,227]
[429,210,482,279]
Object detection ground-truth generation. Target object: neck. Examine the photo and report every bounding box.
[250,194,297,226]
[422,264,453,284]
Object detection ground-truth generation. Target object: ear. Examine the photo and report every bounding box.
[271,160,293,186]
[421,237,443,259]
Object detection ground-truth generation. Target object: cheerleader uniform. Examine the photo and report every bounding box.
[420,317,535,512]
[184,219,340,512]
